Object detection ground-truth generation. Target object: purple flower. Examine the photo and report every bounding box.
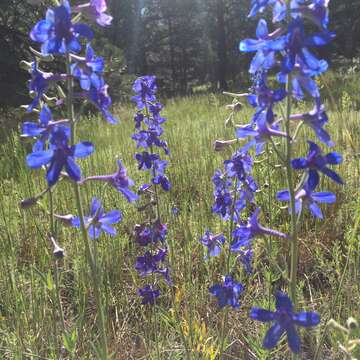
[291,141,343,185]
[240,19,286,74]
[135,152,159,170]
[231,208,287,251]
[282,17,335,74]
[73,0,113,27]
[209,275,244,309]
[240,19,286,71]
[71,44,104,90]
[291,0,330,30]
[26,127,94,186]
[277,172,336,219]
[134,221,167,246]
[30,0,93,55]
[224,150,253,181]
[238,247,254,274]
[152,174,171,191]
[131,76,157,110]
[137,285,160,305]
[250,292,320,353]
[72,197,122,239]
[236,110,288,155]
[87,82,118,124]
[135,248,170,283]
[200,230,226,259]
[289,102,333,146]
[80,160,138,203]
[27,61,67,112]
[248,0,287,22]
[21,105,69,151]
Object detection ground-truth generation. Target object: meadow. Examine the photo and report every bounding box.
[0,89,360,359]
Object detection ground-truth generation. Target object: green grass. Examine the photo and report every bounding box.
[0,94,360,359]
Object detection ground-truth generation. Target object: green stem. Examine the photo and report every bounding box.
[284,77,298,305]
[65,54,108,359]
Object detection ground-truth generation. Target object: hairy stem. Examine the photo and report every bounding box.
[65,54,108,359]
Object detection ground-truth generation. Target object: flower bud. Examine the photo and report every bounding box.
[213,139,237,152]
[50,236,64,259]
[54,214,74,227]
[226,102,243,112]
[19,60,33,71]
[347,317,358,330]
[19,197,38,209]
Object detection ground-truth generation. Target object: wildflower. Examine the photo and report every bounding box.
[289,102,333,146]
[22,105,69,151]
[291,141,343,185]
[135,249,170,283]
[240,19,286,75]
[131,76,157,110]
[236,110,288,155]
[199,230,226,259]
[250,292,320,353]
[282,17,335,74]
[30,0,93,55]
[238,247,253,274]
[86,82,118,124]
[72,197,122,239]
[50,236,65,258]
[231,208,287,251]
[248,0,287,22]
[277,173,336,219]
[291,0,330,30]
[138,285,160,305]
[71,44,104,91]
[81,160,138,203]
[26,127,94,186]
[209,275,244,309]
[224,149,253,181]
[27,61,67,112]
[73,0,113,27]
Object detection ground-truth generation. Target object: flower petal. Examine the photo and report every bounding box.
[73,142,94,158]
[263,323,285,349]
[27,150,53,168]
[250,308,276,322]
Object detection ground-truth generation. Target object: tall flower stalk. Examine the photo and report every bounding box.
[20,1,138,358]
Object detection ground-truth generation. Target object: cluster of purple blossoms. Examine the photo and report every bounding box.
[232,0,341,354]
[22,1,139,251]
[131,76,172,305]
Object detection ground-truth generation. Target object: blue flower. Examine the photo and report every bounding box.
[277,58,325,100]
[71,44,104,90]
[277,172,336,219]
[248,0,287,22]
[240,20,287,73]
[26,127,94,186]
[224,150,253,181]
[238,247,254,274]
[231,208,287,251]
[289,102,333,146]
[87,82,118,124]
[30,0,93,55]
[200,230,226,259]
[21,105,70,151]
[240,19,286,74]
[137,285,160,305]
[152,174,171,191]
[72,197,122,239]
[27,60,66,112]
[236,110,288,155]
[134,222,167,246]
[131,76,157,110]
[282,17,335,74]
[209,275,244,309]
[250,292,320,353]
[135,248,171,283]
[135,152,160,170]
[291,0,330,30]
[291,141,343,185]
[73,0,113,27]
[80,160,138,203]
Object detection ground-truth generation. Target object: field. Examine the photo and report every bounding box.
[1,92,360,359]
